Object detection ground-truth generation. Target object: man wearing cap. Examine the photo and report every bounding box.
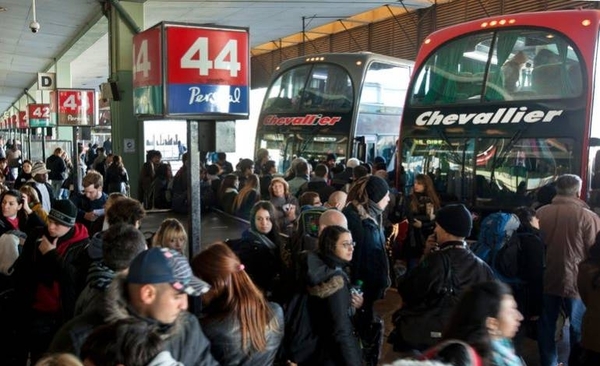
[12,199,90,365]
[26,161,55,213]
[392,204,494,352]
[49,247,219,366]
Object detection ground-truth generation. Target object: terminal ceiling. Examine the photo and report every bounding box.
[0,0,445,115]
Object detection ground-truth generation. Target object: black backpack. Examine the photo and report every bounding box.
[494,232,524,281]
[280,291,319,363]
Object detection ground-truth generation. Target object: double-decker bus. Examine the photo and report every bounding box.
[256,52,413,172]
[398,9,600,212]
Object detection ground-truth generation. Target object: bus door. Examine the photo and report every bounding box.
[353,134,396,166]
[353,136,367,163]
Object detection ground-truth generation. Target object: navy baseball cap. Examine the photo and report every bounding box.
[127,248,209,296]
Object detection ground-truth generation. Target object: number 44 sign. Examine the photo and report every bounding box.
[132,23,249,119]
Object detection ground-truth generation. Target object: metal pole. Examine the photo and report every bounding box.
[72,127,80,195]
[187,120,202,258]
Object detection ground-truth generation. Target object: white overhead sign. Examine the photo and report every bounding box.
[37,72,56,90]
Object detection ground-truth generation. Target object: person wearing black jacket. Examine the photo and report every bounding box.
[343,175,391,363]
[192,243,284,366]
[14,159,32,190]
[511,206,545,350]
[12,200,90,365]
[46,147,68,198]
[392,204,495,352]
[298,226,362,366]
[297,163,336,203]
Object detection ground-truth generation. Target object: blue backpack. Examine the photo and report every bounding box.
[471,212,521,282]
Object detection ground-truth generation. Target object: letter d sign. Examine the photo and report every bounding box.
[38,73,56,90]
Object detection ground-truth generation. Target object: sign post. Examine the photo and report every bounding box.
[133,23,249,261]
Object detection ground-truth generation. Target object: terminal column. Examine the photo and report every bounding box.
[107,2,144,198]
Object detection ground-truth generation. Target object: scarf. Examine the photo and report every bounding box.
[490,338,523,366]
[361,199,384,227]
[87,261,116,290]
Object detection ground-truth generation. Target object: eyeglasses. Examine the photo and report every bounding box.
[339,241,356,249]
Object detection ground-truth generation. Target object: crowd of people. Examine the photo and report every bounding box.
[0,139,598,366]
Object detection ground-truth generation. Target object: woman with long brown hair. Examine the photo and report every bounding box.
[233,174,261,220]
[105,155,129,194]
[404,173,441,266]
[218,174,239,214]
[191,242,283,366]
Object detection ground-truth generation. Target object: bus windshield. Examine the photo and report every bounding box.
[262,63,353,113]
[258,53,413,171]
[410,28,583,105]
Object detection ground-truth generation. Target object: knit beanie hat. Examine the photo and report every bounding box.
[48,200,78,227]
[366,175,389,203]
[435,204,472,238]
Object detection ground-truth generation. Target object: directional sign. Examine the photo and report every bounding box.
[50,89,96,126]
[28,104,52,127]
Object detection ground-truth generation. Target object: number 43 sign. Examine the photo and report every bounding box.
[49,89,96,126]
[132,23,249,119]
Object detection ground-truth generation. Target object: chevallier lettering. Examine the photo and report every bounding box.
[416,107,564,126]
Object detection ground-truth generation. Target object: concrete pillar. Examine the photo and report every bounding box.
[55,61,73,141]
[108,2,144,198]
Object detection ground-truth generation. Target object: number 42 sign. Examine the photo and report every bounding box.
[132,23,249,119]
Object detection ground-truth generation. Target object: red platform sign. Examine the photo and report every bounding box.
[10,114,17,128]
[166,26,248,85]
[18,111,28,128]
[51,89,96,126]
[28,104,51,127]
[133,27,162,88]
[132,23,249,118]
